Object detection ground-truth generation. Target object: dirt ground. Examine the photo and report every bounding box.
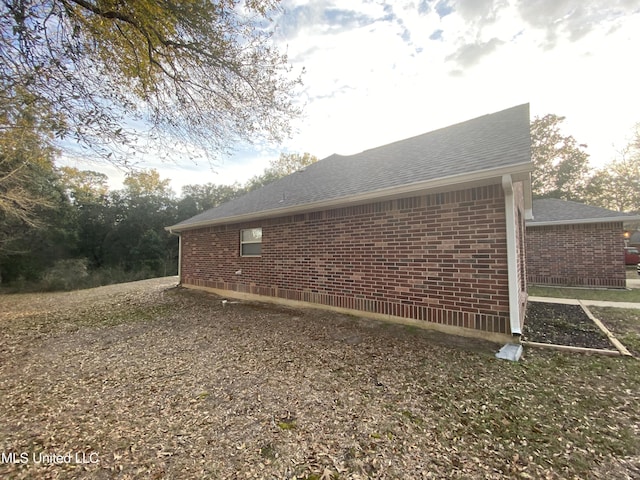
[1,278,639,479]
[523,302,614,350]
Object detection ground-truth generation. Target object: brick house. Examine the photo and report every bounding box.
[526,198,640,288]
[167,105,533,343]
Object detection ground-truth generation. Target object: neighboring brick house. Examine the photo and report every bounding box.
[526,199,640,288]
[167,105,533,343]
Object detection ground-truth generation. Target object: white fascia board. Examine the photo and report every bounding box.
[527,215,640,227]
[522,174,534,220]
[167,162,533,232]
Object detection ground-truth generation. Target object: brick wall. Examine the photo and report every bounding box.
[181,184,516,335]
[526,222,626,288]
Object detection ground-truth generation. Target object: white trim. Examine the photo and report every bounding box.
[166,163,533,232]
[523,174,534,220]
[527,216,640,227]
[501,174,522,336]
[177,233,182,282]
[524,209,534,221]
[240,228,262,257]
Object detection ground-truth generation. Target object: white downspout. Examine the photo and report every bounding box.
[177,232,182,283]
[166,228,182,284]
[501,174,522,337]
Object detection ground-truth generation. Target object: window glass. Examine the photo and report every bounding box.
[241,242,262,256]
[241,228,262,243]
[240,228,262,256]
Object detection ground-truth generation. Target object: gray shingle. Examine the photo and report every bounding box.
[529,198,639,224]
[170,104,531,230]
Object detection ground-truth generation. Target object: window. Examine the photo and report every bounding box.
[240,228,262,256]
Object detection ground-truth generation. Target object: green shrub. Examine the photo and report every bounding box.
[1,260,168,293]
[39,259,89,291]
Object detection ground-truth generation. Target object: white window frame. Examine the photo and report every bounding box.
[240,228,262,257]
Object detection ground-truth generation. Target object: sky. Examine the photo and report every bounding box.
[66,0,640,195]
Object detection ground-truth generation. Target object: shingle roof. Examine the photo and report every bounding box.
[528,198,640,225]
[169,104,532,231]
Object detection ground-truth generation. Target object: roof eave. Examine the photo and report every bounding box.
[527,215,640,227]
[166,162,533,233]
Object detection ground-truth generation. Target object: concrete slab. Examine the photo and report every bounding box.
[580,299,640,310]
[529,296,640,310]
[529,296,579,305]
[495,343,523,362]
[626,279,640,289]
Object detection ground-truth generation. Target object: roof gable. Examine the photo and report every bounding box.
[528,198,640,225]
[170,104,532,231]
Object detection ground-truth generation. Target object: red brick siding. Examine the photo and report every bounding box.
[181,184,515,334]
[526,222,626,288]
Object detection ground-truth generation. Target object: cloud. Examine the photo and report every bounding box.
[290,45,321,64]
[324,7,376,31]
[374,3,414,45]
[435,0,454,18]
[308,84,357,102]
[381,2,397,22]
[400,26,412,42]
[417,0,431,15]
[439,0,640,70]
[516,0,640,47]
[392,11,412,43]
[445,37,504,67]
[429,29,444,40]
[454,0,502,23]
[276,1,376,39]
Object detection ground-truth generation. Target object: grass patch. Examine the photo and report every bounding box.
[589,307,640,357]
[277,418,297,430]
[259,443,277,460]
[529,285,640,302]
[415,352,640,475]
[277,421,296,430]
[401,410,425,426]
[619,334,640,357]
